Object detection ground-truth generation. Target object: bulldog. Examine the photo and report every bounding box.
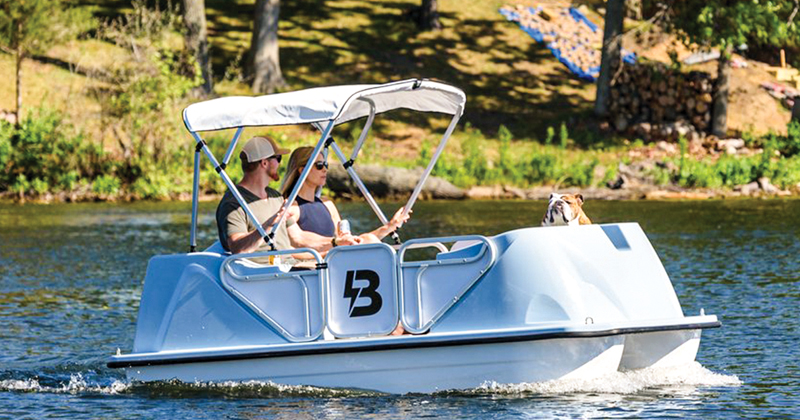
[541,192,592,226]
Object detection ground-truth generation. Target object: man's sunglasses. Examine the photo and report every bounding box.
[312,161,328,170]
[269,154,282,163]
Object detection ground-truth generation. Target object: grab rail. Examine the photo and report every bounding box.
[220,248,326,342]
[397,235,496,334]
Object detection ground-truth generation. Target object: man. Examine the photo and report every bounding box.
[216,136,357,257]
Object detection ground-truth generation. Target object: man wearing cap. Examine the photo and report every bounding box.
[216,136,357,256]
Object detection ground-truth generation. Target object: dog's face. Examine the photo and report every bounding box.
[541,193,591,226]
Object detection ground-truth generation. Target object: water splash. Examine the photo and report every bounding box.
[470,362,741,395]
[1,363,739,398]
[0,373,129,395]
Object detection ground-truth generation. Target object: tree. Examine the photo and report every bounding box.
[407,0,442,31]
[595,0,625,117]
[182,0,212,95]
[657,0,796,137]
[247,0,286,94]
[0,0,92,126]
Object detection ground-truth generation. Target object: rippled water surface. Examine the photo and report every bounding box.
[1,199,798,419]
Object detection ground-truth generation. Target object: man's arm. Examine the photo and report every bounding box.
[286,223,359,252]
[227,205,286,254]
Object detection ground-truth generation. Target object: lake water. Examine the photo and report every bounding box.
[1,199,798,419]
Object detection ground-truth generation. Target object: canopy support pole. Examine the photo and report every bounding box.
[222,127,244,168]
[349,98,376,163]
[402,106,463,217]
[189,145,201,252]
[270,120,337,237]
[191,131,276,250]
[327,141,400,243]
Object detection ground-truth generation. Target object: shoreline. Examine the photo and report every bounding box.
[1,185,796,205]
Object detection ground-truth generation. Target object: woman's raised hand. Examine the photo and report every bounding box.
[387,207,411,230]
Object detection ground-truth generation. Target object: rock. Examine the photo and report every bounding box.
[502,185,527,199]
[735,181,760,195]
[645,190,711,200]
[633,122,652,138]
[758,177,779,194]
[0,110,16,125]
[614,114,629,132]
[656,141,677,154]
[716,139,745,151]
[327,164,465,199]
[466,185,503,199]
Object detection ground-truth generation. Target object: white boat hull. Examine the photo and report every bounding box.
[124,335,626,394]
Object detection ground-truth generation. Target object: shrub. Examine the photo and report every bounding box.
[92,174,121,196]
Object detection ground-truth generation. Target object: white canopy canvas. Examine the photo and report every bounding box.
[183,79,466,132]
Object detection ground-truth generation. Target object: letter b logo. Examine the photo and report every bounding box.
[343,270,382,317]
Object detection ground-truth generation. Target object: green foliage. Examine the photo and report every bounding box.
[0,0,95,55]
[659,0,795,52]
[545,126,555,145]
[92,174,120,195]
[1,108,109,194]
[559,122,568,149]
[778,120,800,157]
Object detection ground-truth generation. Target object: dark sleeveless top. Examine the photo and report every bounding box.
[296,196,336,237]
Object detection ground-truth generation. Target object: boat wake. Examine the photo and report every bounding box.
[467,362,741,395]
[0,373,129,395]
[0,363,739,398]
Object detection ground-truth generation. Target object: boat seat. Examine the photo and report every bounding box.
[203,240,229,254]
[436,241,484,261]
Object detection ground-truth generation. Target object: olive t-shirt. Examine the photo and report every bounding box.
[215,185,295,252]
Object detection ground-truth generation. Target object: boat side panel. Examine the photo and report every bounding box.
[133,254,287,353]
[433,223,684,333]
[125,335,624,394]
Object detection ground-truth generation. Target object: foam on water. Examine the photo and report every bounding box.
[0,363,739,398]
[0,373,129,395]
[472,362,741,395]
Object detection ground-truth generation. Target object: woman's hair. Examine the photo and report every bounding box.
[280,146,316,198]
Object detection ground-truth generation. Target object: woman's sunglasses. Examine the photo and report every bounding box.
[311,161,328,170]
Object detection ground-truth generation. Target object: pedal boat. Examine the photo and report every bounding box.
[107,79,720,394]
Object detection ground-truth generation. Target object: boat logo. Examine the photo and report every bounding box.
[343,270,383,317]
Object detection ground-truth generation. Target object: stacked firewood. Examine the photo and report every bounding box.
[609,61,714,137]
[501,4,602,79]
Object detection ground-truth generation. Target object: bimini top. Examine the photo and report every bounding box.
[182,79,466,132]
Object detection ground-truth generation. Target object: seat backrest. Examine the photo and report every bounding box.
[220,250,325,342]
[325,243,399,338]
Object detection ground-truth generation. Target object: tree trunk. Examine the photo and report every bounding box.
[15,37,22,128]
[595,0,625,117]
[182,0,212,95]
[711,45,733,138]
[248,0,286,94]
[419,0,442,30]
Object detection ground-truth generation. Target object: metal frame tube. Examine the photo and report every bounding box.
[191,132,273,248]
[222,127,244,166]
[403,106,462,217]
[269,120,336,236]
[350,98,376,161]
[189,148,201,252]
[328,141,390,225]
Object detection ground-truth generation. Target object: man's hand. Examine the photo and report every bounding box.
[335,233,361,246]
[261,200,287,231]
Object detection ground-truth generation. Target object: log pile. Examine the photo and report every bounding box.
[609,61,714,139]
[500,4,602,80]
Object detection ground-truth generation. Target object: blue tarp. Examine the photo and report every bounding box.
[500,6,637,81]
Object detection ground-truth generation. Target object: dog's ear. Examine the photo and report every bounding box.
[575,194,584,205]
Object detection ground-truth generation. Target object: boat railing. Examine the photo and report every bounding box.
[398,235,496,334]
[220,248,326,342]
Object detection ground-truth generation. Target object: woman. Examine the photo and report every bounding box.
[280,146,410,245]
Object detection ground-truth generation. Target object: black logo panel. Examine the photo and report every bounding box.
[343,269,382,317]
